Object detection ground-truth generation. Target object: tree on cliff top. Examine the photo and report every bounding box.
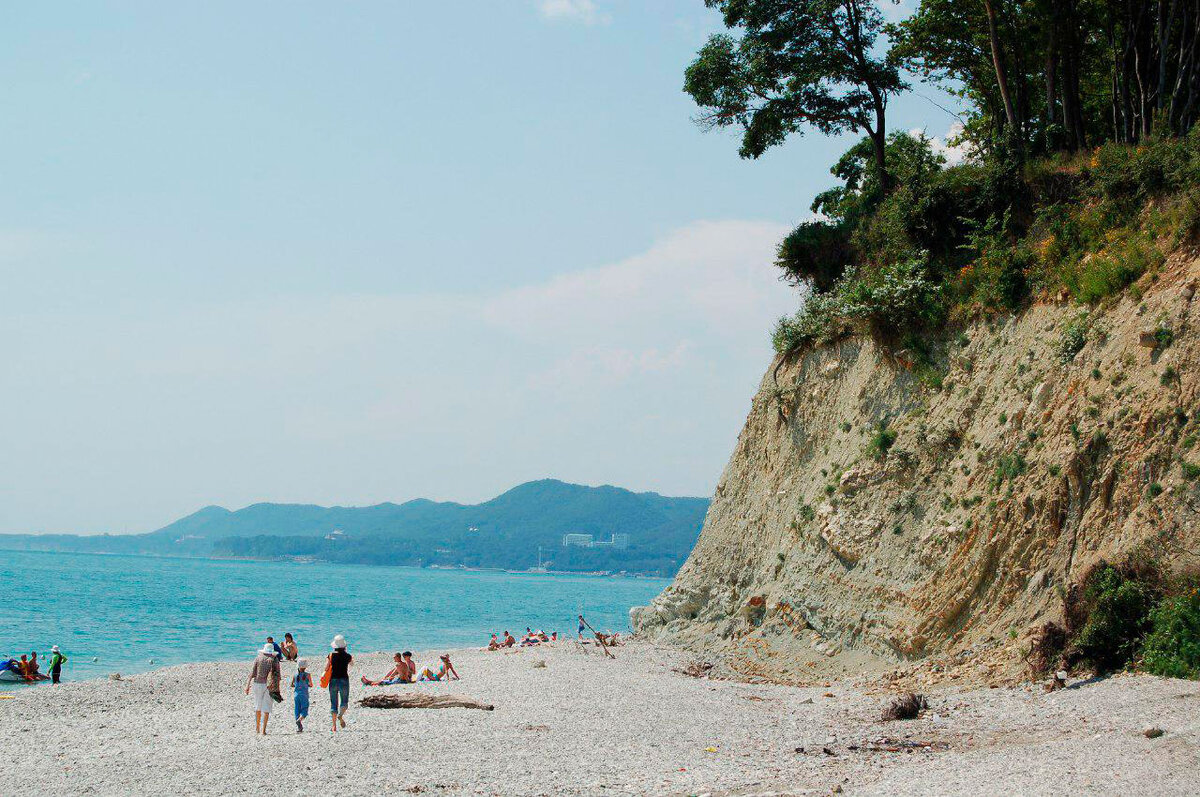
[685,0,906,188]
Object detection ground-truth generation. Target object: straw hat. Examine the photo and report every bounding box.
[331,634,347,650]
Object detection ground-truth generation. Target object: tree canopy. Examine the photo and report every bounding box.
[687,0,1200,314]
[684,0,905,183]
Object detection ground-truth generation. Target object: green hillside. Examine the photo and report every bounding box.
[0,480,709,577]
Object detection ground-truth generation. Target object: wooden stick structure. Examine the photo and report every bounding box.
[579,615,616,659]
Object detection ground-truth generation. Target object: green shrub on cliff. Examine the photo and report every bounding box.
[772,256,945,352]
[771,131,1200,355]
[1071,564,1160,673]
[1141,590,1200,680]
[867,422,897,460]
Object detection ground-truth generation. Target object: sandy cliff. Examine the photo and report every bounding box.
[635,251,1200,684]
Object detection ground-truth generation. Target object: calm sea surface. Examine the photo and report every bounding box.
[0,549,668,686]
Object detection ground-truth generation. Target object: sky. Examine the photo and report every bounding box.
[1,0,960,534]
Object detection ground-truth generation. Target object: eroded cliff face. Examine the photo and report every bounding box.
[634,252,1200,684]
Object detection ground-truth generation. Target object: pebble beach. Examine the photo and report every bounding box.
[1,641,1198,795]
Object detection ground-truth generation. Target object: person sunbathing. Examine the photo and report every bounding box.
[487,634,501,650]
[502,631,516,648]
[417,654,459,682]
[361,653,412,686]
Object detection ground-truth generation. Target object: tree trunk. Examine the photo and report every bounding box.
[983,0,1020,137]
[1158,0,1179,112]
[1060,0,1087,149]
[1046,16,1060,130]
[869,120,889,192]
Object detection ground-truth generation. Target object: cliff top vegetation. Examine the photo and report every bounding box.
[685,0,1200,352]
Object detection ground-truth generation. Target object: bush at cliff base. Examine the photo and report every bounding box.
[1071,563,1160,673]
[1141,589,1200,680]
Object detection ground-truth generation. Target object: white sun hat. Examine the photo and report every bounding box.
[51,645,60,653]
[331,634,347,650]
[296,658,308,669]
[260,644,275,656]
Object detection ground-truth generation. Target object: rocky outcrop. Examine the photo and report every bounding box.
[634,252,1200,683]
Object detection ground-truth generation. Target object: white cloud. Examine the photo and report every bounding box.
[538,0,609,25]
[912,123,973,167]
[1,220,797,533]
[881,0,916,23]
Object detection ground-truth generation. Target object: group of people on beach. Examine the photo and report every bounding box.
[3,647,67,684]
[360,651,459,685]
[485,616,622,650]
[487,628,557,649]
[245,633,460,735]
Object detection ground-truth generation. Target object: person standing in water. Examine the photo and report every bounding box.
[244,643,281,734]
[46,646,67,684]
[327,634,352,732]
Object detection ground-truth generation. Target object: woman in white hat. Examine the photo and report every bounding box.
[47,646,67,685]
[244,643,281,734]
[326,634,353,732]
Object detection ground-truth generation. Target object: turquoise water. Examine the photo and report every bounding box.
[0,549,668,686]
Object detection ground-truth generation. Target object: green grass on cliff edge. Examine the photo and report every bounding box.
[773,130,1200,356]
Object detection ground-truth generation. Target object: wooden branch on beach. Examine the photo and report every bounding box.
[580,616,616,659]
[358,693,495,711]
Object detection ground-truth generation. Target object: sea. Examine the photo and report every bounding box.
[0,549,668,686]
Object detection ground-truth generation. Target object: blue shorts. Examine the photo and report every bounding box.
[328,678,350,714]
[294,690,309,719]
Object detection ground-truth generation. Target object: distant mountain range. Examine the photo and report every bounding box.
[0,480,709,576]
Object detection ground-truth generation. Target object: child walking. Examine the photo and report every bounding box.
[291,658,312,733]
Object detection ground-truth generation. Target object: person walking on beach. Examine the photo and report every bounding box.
[291,658,312,733]
[46,646,67,684]
[326,634,352,732]
[245,643,281,734]
[578,615,586,640]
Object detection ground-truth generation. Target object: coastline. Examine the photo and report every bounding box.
[1,642,1197,795]
[0,545,673,579]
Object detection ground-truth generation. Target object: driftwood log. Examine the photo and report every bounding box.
[358,693,495,711]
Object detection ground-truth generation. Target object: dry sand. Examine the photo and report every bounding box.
[1,642,1197,795]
